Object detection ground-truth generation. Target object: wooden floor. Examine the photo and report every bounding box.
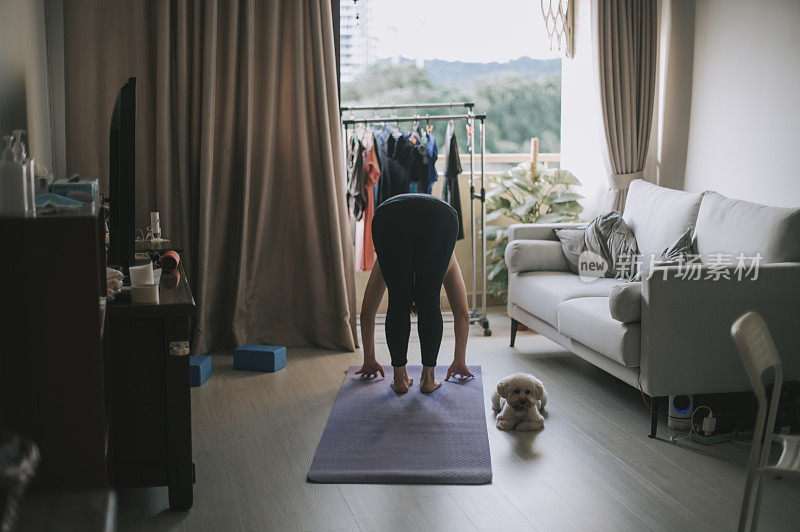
[118,309,800,531]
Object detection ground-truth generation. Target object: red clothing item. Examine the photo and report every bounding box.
[362,142,381,270]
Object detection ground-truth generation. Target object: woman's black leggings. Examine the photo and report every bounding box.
[372,194,459,367]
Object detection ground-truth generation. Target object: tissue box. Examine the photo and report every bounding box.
[234,345,286,372]
[50,179,98,203]
[189,355,212,387]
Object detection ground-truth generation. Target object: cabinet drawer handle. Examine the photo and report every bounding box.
[169,341,190,356]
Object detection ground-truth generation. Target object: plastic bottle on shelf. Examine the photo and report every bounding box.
[12,130,35,214]
[25,157,36,214]
[0,135,27,214]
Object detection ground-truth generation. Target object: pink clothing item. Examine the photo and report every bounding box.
[362,142,381,270]
[354,217,365,270]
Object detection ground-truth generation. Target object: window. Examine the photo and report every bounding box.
[339,0,562,159]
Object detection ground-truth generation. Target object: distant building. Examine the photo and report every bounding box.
[340,0,376,83]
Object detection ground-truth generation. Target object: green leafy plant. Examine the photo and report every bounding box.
[485,162,584,299]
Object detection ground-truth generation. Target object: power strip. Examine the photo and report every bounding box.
[688,431,735,445]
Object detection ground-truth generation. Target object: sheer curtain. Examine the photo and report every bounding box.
[593,0,658,212]
[64,0,357,353]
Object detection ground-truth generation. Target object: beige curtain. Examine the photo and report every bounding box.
[64,0,357,353]
[594,0,658,212]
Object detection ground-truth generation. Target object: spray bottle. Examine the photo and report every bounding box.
[0,135,26,214]
[12,129,35,214]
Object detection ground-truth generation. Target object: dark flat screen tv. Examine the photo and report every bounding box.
[108,77,136,267]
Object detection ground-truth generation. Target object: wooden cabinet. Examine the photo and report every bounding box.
[0,201,196,511]
[0,202,108,491]
[105,263,196,510]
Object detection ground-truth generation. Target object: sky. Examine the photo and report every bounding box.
[370,0,559,63]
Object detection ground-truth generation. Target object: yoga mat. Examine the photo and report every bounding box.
[307,365,492,484]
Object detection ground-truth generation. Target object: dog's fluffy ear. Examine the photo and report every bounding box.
[496,375,514,398]
[534,379,545,401]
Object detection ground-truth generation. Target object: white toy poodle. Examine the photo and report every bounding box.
[491,373,547,431]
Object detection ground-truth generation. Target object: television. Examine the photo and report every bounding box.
[108,77,136,267]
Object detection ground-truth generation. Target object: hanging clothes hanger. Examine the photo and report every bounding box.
[355,122,366,142]
[447,104,455,133]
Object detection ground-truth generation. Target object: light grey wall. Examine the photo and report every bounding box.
[683,0,800,207]
[561,0,607,220]
[45,0,66,180]
[0,0,54,173]
[646,0,695,191]
[0,1,32,145]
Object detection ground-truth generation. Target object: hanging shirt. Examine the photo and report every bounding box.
[391,133,427,198]
[442,121,464,240]
[425,133,438,194]
[362,134,381,270]
[372,125,394,207]
[409,127,431,193]
[346,135,366,221]
[385,134,409,197]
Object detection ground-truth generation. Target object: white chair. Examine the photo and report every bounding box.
[731,311,800,532]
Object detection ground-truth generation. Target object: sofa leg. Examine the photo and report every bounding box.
[510,318,519,347]
[649,396,660,438]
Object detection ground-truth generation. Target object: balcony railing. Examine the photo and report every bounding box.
[458,151,560,167]
[448,152,561,179]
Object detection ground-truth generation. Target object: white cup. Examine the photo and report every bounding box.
[129,262,154,286]
[131,283,159,304]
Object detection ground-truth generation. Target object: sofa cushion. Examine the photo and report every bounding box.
[635,228,695,279]
[609,282,642,322]
[695,191,800,263]
[553,228,585,274]
[623,180,704,257]
[505,239,570,273]
[557,297,641,367]
[508,271,622,327]
[555,212,639,279]
[508,222,585,241]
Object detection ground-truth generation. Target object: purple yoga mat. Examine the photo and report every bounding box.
[307,365,492,484]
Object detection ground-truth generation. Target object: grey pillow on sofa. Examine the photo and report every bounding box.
[609,282,642,322]
[622,179,703,257]
[636,228,696,279]
[555,212,640,279]
[695,191,800,263]
[553,227,586,274]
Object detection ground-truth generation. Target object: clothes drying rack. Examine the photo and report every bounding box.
[341,102,491,336]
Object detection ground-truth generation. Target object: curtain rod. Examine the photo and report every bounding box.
[341,113,485,125]
[340,102,475,111]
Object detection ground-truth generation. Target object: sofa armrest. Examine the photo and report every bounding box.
[505,240,571,273]
[609,282,642,322]
[508,222,585,242]
[639,262,800,396]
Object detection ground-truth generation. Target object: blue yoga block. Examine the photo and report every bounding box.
[189,355,212,387]
[234,345,287,372]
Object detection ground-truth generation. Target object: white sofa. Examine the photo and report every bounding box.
[505,180,800,436]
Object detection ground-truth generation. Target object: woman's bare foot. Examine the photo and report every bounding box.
[391,367,413,394]
[420,367,441,393]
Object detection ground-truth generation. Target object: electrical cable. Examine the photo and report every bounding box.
[668,433,747,461]
[688,405,714,437]
[636,369,701,431]
[636,370,752,437]
[668,405,752,461]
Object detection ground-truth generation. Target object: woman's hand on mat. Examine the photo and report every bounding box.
[356,359,385,379]
[445,361,474,381]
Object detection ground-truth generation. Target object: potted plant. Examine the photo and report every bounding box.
[485,161,584,300]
